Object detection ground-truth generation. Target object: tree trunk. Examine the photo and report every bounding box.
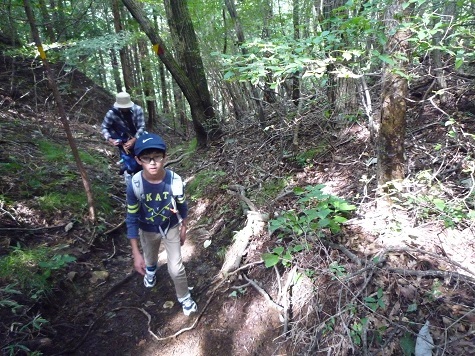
[173,79,188,136]
[138,38,157,129]
[112,0,134,92]
[121,0,221,147]
[376,3,409,194]
[23,0,96,223]
[224,0,265,123]
[159,61,170,115]
[291,0,300,106]
[0,1,21,46]
[110,49,122,93]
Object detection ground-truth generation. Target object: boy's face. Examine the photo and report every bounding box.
[136,149,166,174]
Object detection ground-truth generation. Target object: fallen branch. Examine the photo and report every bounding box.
[242,274,283,312]
[103,219,125,235]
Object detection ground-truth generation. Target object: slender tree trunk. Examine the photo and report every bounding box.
[159,61,170,115]
[112,0,133,92]
[110,49,122,92]
[224,0,265,122]
[173,79,187,136]
[138,38,157,129]
[23,0,96,222]
[291,0,301,106]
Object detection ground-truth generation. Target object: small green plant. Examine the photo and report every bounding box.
[322,316,336,336]
[0,245,76,298]
[37,191,86,211]
[399,332,416,356]
[426,279,443,301]
[269,184,356,238]
[3,314,49,356]
[364,287,385,312]
[262,244,305,268]
[350,317,369,346]
[0,284,23,313]
[294,144,328,168]
[229,287,247,298]
[329,261,346,278]
[253,178,288,206]
[38,140,68,161]
[185,169,226,201]
[263,184,355,269]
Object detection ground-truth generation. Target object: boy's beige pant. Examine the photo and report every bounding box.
[139,226,189,299]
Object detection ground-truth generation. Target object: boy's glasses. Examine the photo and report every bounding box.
[139,156,164,164]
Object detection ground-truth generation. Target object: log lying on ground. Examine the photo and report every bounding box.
[219,210,268,277]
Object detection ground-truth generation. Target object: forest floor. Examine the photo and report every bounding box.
[1,54,475,356]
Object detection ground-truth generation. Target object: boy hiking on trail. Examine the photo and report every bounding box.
[101,92,146,176]
[125,133,197,316]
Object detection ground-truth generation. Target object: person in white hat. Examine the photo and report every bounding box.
[101,92,146,174]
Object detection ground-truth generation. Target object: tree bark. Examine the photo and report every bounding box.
[376,3,410,194]
[224,0,265,122]
[112,0,134,92]
[121,0,221,147]
[138,38,157,129]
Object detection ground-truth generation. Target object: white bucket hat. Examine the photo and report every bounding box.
[113,92,134,108]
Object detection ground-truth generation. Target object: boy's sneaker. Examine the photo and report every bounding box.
[181,296,197,316]
[144,270,156,288]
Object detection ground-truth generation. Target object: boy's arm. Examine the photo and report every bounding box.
[179,218,187,246]
[125,179,145,274]
[129,238,145,275]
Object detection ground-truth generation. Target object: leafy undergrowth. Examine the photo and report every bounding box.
[1,56,475,356]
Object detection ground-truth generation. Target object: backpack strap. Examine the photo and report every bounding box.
[131,171,144,201]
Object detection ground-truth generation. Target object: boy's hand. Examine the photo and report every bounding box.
[133,251,146,275]
[180,228,186,246]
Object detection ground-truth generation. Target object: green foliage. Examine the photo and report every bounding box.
[63,31,134,67]
[269,184,356,238]
[350,317,368,346]
[399,172,474,228]
[0,245,76,298]
[294,147,327,168]
[400,332,416,356]
[329,261,346,278]
[185,169,226,202]
[262,244,305,268]
[3,313,49,356]
[252,178,287,206]
[37,191,85,211]
[0,284,23,314]
[228,287,247,298]
[263,184,355,269]
[364,288,385,312]
[0,161,22,174]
